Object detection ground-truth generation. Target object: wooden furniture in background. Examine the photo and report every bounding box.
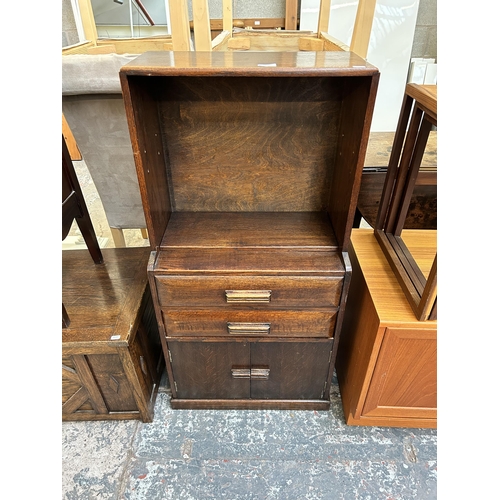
[169,0,375,54]
[374,84,437,321]
[62,134,102,266]
[336,229,437,428]
[120,51,379,410]
[355,130,437,228]
[62,0,173,55]
[62,247,163,422]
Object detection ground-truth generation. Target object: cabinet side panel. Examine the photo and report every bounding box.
[336,242,382,420]
[328,74,379,250]
[120,73,172,249]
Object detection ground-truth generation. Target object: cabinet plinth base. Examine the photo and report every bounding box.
[170,399,331,410]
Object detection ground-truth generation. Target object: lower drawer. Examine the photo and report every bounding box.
[162,309,337,338]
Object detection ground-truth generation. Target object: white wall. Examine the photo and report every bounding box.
[300,0,422,132]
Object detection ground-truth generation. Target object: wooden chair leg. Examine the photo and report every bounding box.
[110,228,127,248]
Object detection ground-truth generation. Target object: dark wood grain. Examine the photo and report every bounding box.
[162,309,337,338]
[168,341,250,399]
[120,50,379,77]
[250,341,332,400]
[159,77,340,212]
[355,169,437,229]
[155,275,344,308]
[119,73,172,249]
[62,247,163,422]
[119,52,380,409]
[154,248,345,275]
[328,74,379,251]
[162,212,338,248]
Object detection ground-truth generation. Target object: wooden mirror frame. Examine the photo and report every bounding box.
[374,84,437,321]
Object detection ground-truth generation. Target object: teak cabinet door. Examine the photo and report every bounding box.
[362,327,437,419]
[168,340,333,401]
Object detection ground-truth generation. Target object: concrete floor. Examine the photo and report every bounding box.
[62,158,437,499]
[62,373,437,500]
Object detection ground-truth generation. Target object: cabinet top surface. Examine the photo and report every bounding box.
[62,247,150,344]
[351,229,437,326]
[120,51,379,77]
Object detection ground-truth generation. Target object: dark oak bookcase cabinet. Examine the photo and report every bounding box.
[120,51,379,410]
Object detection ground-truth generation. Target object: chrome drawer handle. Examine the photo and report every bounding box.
[231,368,251,379]
[225,290,272,303]
[227,322,270,335]
[250,368,270,380]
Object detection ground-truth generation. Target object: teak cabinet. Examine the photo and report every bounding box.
[120,51,379,410]
[336,229,437,428]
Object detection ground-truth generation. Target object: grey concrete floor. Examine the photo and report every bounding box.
[62,373,437,499]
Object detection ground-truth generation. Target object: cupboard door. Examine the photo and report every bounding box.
[168,341,250,399]
[362,327,437,419]
[250,340,333,400]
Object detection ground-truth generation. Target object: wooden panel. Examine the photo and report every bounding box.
[169,0,191,51]
[168,341,250,399]
[163,309,336,338]
[154,248,345,276]
[119,51,378,76]
[62,248,149,342]
[328,74,379,251]
[62,114,81,161]
[159,77,341,212]
[285,0,299,30]
[86,354,138,412]
[317,0,331,33]
[87,44,116,54]
[192,0,212,51]
[77,0,98,44]
[320,32,350,52]
[350,0,377,58]
[62,247,162,422]
[350,229,437,324]
[161,212,338,249]
[298,37,325,51]
[251,341,333,400]
[170,399,330,410]
[155,275,344,308]
[97,37,173,53]
[119,75,172,249]
[335,247,384,421]
[356,170,437,229]
[227,37,251,50]
[222,0,232,32]
[362,327,437,418]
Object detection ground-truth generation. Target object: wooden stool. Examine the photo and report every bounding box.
[62,247,163,422]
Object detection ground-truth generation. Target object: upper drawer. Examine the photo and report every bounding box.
[155,275,344,308]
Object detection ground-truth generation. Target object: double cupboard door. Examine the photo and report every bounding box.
[167,339,333,401]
